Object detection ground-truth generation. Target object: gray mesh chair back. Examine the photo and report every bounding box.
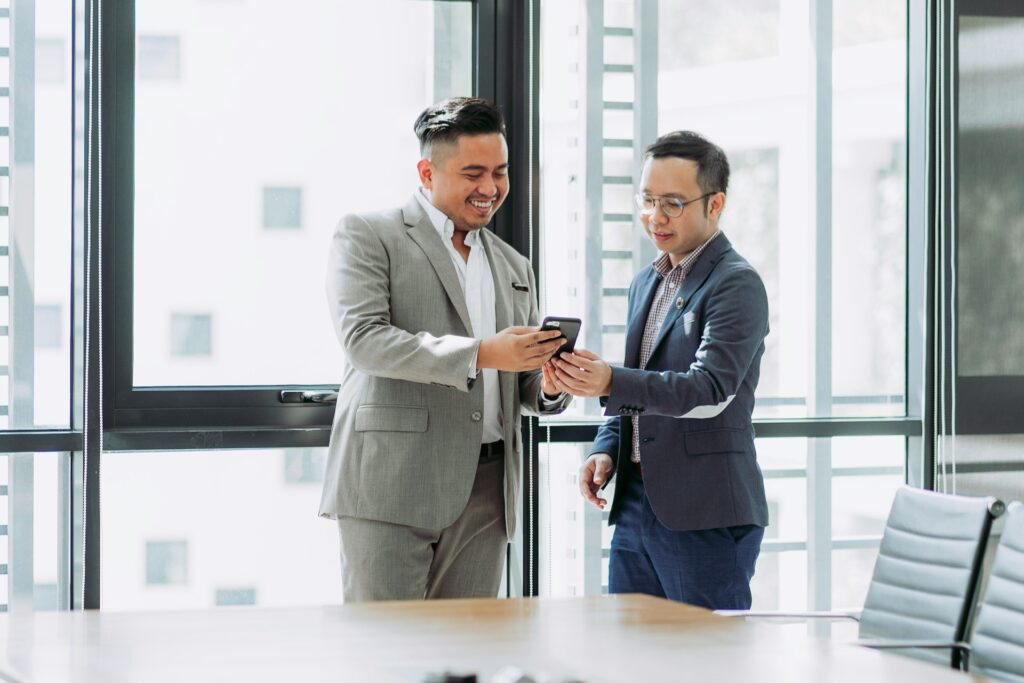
[858,485,1002,667]
[970,502,1024,681]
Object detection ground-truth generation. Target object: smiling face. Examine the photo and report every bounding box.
[417,133,509,233]
[639,156,725,266]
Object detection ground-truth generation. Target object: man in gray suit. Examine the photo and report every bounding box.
[548,131,769,609]
[320,97,571,602]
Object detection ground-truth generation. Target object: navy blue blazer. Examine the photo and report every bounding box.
[591,233,770,532]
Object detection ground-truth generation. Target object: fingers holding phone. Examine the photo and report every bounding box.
[551,347,613,397]
[478,326,564,372]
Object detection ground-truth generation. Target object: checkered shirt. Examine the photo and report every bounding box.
[631,231,721,463]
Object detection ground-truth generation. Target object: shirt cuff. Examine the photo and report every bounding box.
[539,391,566,408]
[468,347,480,380]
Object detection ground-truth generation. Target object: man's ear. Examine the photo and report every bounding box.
[417,158,433,189]
[709,192,726,220]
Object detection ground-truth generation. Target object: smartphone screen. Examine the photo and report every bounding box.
[540,316,582,356]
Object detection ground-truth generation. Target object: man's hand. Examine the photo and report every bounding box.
[541,362,563,398]
[551,348,613,397]
[477,326,565,372]
[579,453,614,509]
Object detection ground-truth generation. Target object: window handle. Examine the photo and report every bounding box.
[279,390,338,404]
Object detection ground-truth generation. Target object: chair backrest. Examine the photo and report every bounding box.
[970,502,1024,681]
[858,485,1003,667]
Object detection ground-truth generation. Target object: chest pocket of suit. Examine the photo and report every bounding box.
[354,405,429,433]
[512,289,531,322]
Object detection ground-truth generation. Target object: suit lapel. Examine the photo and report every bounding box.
[625,268,660,368]
[648,234,733,356]
[481,230,517,420]
[403,197,474,336]
[482,230,513,332]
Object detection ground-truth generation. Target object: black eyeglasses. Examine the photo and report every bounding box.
[634,192,716,218]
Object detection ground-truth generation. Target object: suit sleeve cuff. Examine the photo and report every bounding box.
[539,391,566,408]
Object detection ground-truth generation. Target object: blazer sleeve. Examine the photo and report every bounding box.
[518,260,572,415]
[326,214,479,390]
[590,416,621,464]
[603,266,769,418]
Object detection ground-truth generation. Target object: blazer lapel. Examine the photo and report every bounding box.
[649,234,733,355]
[482,230,513,332]
[624,268,660,368]
[480,230,517,420]
[403,197,474,336]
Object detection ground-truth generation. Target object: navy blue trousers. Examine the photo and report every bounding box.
[608,471,764,609]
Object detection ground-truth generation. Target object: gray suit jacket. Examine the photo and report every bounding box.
[319,196,570,538]
[591,234,769,531]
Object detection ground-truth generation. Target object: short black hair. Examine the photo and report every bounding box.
[414,97,507,157]
[644,131,730,201]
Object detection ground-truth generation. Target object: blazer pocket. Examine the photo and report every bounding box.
[683,428,752,455]
[354,405,428,433]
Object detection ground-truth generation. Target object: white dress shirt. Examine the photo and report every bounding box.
[414,189,504,443]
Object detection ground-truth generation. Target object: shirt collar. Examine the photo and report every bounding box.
[414,188,481,247]
[653,230,722,279]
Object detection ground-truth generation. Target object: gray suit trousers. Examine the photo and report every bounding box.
[336,455,507,601]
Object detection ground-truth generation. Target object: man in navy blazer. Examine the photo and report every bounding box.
[548,131,769,609]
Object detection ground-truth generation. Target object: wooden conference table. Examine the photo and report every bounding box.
[0,594,982,682]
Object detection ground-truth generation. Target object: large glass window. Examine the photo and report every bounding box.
[540,0,906,420]
[131,0,473,388]
[2,0,81,615]
[536,0,908,610]
[537,436,904,610]
[945,6,1024,491]
[4,0,75,430]
[955,11,1024,435]
[1,452,72,612]
[102,448,338,610]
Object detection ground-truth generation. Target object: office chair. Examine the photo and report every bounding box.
[968,501,1024,680]
[864,501,1024,680]
[718,485,1005,669]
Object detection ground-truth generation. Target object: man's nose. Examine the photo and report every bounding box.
[476,176,498,198]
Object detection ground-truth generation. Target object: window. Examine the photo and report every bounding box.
[137,35,181,80]
[169,313,213,358]
[104,449,339,610]
[283,448,325,485]
[33,583,59,611]
[3,5,75,431]
[955,10,1024,434]
[145,540,189,586]
[37,38,67,84]
[535,0,909,608]
[0,453,72,612]
[262,186,303,230]
[537,436,904,610]
[0,0,81,613]
[215,587,257,606]
[35,304,63,349]
[121,0,477,406]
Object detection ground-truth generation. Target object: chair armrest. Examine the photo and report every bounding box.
[714,610,861,621]
[857,639,969,652]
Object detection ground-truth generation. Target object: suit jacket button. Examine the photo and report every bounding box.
[471,411,482,422]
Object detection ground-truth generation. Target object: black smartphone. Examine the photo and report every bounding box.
[540,316,582,356]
